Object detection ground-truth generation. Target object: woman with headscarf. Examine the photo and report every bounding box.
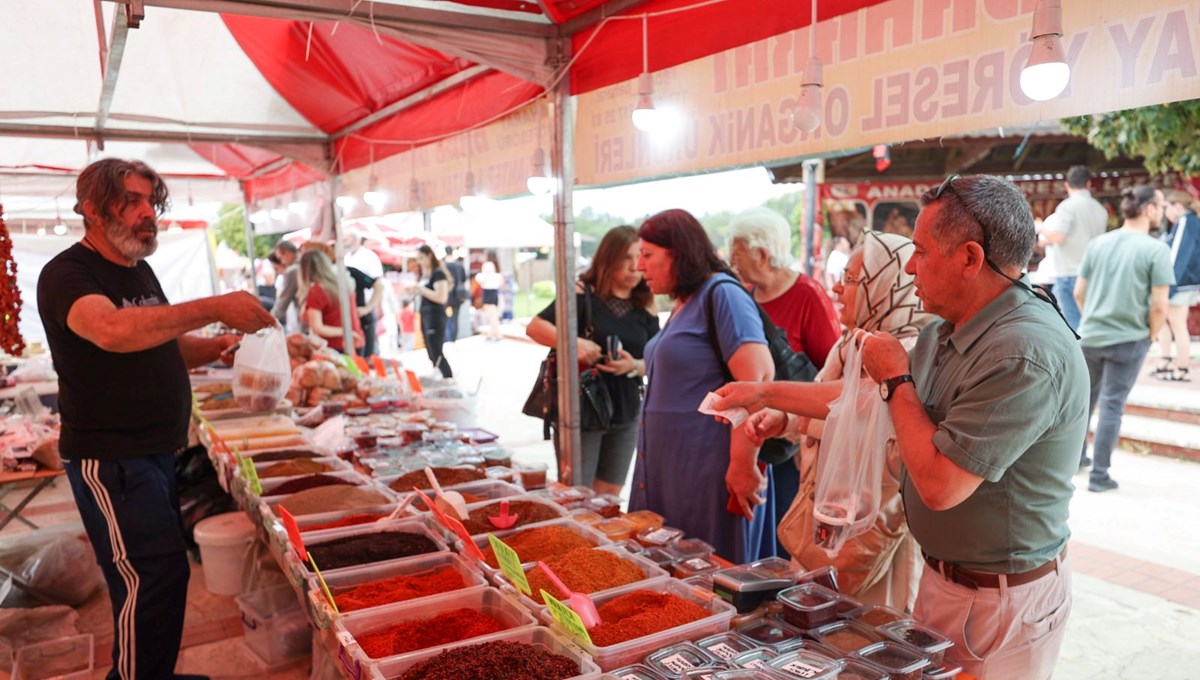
[746,231,933,609]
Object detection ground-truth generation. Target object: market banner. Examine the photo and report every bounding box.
[575,0,1200,186]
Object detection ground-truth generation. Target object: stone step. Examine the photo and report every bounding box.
[1093,413,1200,463]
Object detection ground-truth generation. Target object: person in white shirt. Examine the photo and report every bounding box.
[823,237,852,291]
[1036,165,1110,330]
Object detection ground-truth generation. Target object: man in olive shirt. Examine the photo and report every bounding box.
[714,175,1087,679]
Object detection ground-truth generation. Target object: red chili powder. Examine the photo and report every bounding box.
[302,513,386,532]
[588,590,710,647]
[334,566,468,612]
[481,525,594,569]
[356,608,506,658]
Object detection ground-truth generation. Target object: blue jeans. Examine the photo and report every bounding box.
[1053,276,1081,331]
[1082,338,1151,479]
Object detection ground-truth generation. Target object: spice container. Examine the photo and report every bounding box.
[636,525,685,548]
[794,566,839,592]
[517,461,549,489]
[694,631,758,663]
[734,617,804,649]
[348,427,379,450]
[587,494,624,518]
[613,538,647,556]
[366,625,601,679]
[463,519,611,583]
[878,620,953,665]
[594,517,638,542]
[397,423,429,444]
[479,446,512,468]
[611,663,669,679]
[852,641,931,680]
[776,583,840,630]
[571,509,605,525]
[322,402,345,417]
[848,604,907,628]
[485,465,517,483]
[711,672,791,680]
[366,396,394,413]
[747,557,801,581]
[296,519,448,573]
[680,573,714,592]
[810,619,883,655]
[681,669,733,680]
[260,470,367,497]
[345,406,371,417]
[500,544,670,615]
[622,509,665,533]
[642,547,677,569]
[838,658,891,680]
[545,484,595,505]
[730,647,777,671]
[766,649,843,680]
[713,566,793,614]
[669,538,714,561]
[645,642,718,677]
[923,662,963,678]
[672,556,720,579]
[833,593,865,617]
[773,638,840,660]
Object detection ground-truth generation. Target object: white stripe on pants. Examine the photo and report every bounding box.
[81,459,140,680]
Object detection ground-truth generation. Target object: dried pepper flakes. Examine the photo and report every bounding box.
[398,640,579,679]
[481,525,594,569]
[357,608,506,658]
[527,548,644,603]
[334,566,468,612]
[588,590,710,647]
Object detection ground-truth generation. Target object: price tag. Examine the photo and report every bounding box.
[238,455,262,495]
[413,489,484,561]
[541,590,593,646]
[278,506,307,561]
[707,643,739,660]
[335,630,354,647]
[658,653,697,672]
[487,534,531,595]
[405,369,424,394]
[782,660,825,678]
[339,353,364,377]
[310,555,338,613]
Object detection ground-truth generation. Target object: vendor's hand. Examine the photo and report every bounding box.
[713,381,768,413]
[857,330,910,383]
[745,408,788,446]
[214,334,240,366]
[218,291,277,334]
[726,459,767,521]
[597,348,636,375]
[577,338,603,366]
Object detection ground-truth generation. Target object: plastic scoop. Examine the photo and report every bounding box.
[537,561,600,628]
[487,499,519,529]
[379,494,415,523]
[424,466,468,521]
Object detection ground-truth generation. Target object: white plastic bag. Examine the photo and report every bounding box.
[232,327,290,413]
[811,338,893,556]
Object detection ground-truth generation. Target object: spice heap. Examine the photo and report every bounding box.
[398,640,578,679]
[259,459,333,478]
[527,548,644,604]
[267,473,356,496]
[302,513,387,532]
[306,531,438,571]
[460,500,562,535]
[588,590,710,647]
[276,486,390,516]
[250,449,321,462]
[481,525,594,569]
[356,608,506,658]
[389,467,485,492]
[334,565,468,612]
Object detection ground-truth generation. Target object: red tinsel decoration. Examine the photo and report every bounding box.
[0,204,26,357]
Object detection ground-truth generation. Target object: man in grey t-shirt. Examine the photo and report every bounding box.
[1038,165,1109,330]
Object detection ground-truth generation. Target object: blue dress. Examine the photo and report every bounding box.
[629,273,777,564]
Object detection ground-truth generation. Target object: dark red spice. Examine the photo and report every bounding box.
[388,467,485,492]
[356,608,505,658]
[460,500,562,535]
[398,640,578,679]
[334,566,468,612]
[249,449,320,462]
[588,590,710,646]
[302,513,387,532]
[267,473,355,496]
[305,531,438,571]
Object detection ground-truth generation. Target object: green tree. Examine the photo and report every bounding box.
[1062,101,1200,176]
[210,204,281,258]
[542,207,626,258]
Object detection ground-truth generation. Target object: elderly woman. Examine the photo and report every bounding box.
[632,209,776,563]
[747,232,934,609]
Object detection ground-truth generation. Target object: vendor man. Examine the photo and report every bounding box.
[714,175,1087,679]
[37,158,276,680]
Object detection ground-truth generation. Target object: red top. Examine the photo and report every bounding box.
[758,274,841,369]
[304,284,363,353]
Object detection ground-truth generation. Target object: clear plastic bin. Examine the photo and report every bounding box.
[877,619,953,665]
[500,545,670,617]
[398,480,527,519]
[730,647,778,671]
[765,649,843,679]
[543,578,736,671]
[253,455,350,476]
[810,619,884,656]
[337,587,538,663]
[851,641,932,680]
[645,641,718,677]
[366,626,601,679]
[13,634,93,680]
[694,631,759,662]
[611,662,669,679]
[236,584,313,667]
[776,583,840,630]
[734,617,805,649]
[283,518,449,587]
[844,603,908,628]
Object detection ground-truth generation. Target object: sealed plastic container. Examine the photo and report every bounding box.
[923,662,963,678]
[545,578,736,671]
[480,445,512,467]
[669,538,714,561]
[13,634,93,680]
[878,620,953,665]
[612,663,670,679]
[713,671,790,680]
[673,555,721,579]
[338,587,537,663]
[571,509,606,526]
[852,641,932,680]
[645,641,718,677]
[636,525,685,548]
[587,493,624,518]
[730,647,777,671]
[194,511,257,595]
[516,461,549,489]
[682,573,715,592]
[810,619,884,656]
[847,603,908,628]
[794,566,839,593]
[595,517,639,542]
[839,658,891,680]
[747,557,802,581]
[833,593,865,617]
[773,638,841,660]
[288,518,449,579]
[766,649,843,679]
[694,631,759,663]
[776,583,840,630]
[366,625,600,680]
[622,509,665,533]
[542,483,596,505]
[501,545,670,617]
[681,668,730,680]
[485,465,517,483]
[236,584,312,666]
[641,546,678,570]
[713,566,794,614]
[734,617,805,649]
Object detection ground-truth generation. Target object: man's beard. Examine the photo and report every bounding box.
[104,216,158,261]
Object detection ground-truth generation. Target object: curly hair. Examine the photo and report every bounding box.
[581,226,653,309]
[638,208,732,299]
[74,158,169,228]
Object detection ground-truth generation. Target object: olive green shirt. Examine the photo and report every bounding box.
[903,279,1088,573]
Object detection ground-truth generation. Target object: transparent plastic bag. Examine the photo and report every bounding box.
[811,338,892,556]
[233,327,290,413]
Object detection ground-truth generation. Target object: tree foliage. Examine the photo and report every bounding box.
[210,204,281,258]
[1061,101,1200,176]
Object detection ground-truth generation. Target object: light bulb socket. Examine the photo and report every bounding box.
[801,56,824,87]
[1030,0,1062,39]
[637,72,655,96]
[409,177,422,206]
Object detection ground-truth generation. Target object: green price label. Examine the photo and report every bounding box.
[541,590,593,646]
[309,555,338,613]
[487,534,531,596]
[239,455,262,495]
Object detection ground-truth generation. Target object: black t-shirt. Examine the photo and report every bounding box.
[37,244,190,460]
[538,290,660,424]
[420,268,449,316]
[348,266,376,317]
[444,260,468,306]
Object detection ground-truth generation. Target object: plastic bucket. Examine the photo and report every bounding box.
[194,511,256,596]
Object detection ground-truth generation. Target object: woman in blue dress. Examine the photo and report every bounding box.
[630,209,777,564]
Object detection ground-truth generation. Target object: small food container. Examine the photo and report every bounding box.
[734,617,804,649]
[587,493,624,518]
[711,671,791,680]
[848,604,908,628]
[730,647,777,671]
[345,406,371,417]
[636,525,685,548]
[694,631,759,663]
[766,649,843,680]
[545,484,595,505]
[397,423,429,444]
[479,446,512,468]
[810,619,883,655]
[776,583,840,630]
[485,465,517,483]
[610,663,669,679]
[878,620,954,665]
[365,625,600,679]
[923,662,964,678]
[322,402,345,417]
[794,566,839,592]
[773,638,840,660]
[681,669,732,680]
[645,641,718,677]
[642,547,678,569]
[570,508,605,525]
[833,593,864,617]
[348,427,378,451]
[672,555,721,579]
[623,509,665,533]
[713,566,793,614]
[852,641,932,680]
[669,538,714,561]
[680,573,715,592]
[366,396,394,413]
[839,658,891,680]
[747,557,802,581]
[516,461,549,489]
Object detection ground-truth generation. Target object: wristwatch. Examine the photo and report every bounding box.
[879,374,914,401]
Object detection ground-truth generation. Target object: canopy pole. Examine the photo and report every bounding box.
[802,159,819,276]
[240,182,258,291]
[550,68,581,486]
[329,172,356,355]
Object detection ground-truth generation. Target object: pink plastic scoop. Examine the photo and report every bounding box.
[537,560,600,628]
[487,499,519,529]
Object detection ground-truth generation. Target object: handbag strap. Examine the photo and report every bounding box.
[581,282,597,341]
[703,278,744,383]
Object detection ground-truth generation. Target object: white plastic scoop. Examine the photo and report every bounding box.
[424,466,468,521]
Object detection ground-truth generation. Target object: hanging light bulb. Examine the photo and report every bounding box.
[408,144,423,210]
[37,227,47,236]
[288,188,305,214]
[187,181,195,207]
[335,195,357,210]
[1020,0,1069,101]
[460,134,480,207]
[792,0,823,133]
[527,102,554,194]
[53,202,68,235]
[631,15,664,133]
[363,174,387,209]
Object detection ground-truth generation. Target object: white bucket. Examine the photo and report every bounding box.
[194,511,256,596]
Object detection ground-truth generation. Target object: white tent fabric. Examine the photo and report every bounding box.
[431,206,552,248]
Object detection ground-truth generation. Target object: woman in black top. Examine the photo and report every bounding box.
[527,226,660,495]
[410,244,453,378]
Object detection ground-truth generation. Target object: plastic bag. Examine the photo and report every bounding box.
[811,338,892,556]
[233,327,290,413]
[0,525,103,606]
